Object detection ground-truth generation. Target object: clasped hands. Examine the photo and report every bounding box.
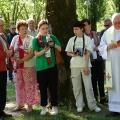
[16,59,23,66]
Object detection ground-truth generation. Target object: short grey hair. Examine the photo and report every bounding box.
[27,18,34,23]
[111,13,120,22]
[104,18,111,22]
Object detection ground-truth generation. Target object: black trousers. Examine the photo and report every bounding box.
[91,61,105,98]
[37,65,58,106]
[0,71,7,115]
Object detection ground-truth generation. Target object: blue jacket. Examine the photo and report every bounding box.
[6,32,18,47]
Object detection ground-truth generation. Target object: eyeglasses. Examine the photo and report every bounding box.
[12,28,16,30]
[104,25,110,27]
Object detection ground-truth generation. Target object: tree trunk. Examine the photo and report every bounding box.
[46,0,77,109]
[89,0,106,31]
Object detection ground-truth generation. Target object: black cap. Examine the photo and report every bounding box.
[73,21,85,28]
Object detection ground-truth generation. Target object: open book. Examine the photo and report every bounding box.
[111,40,117,44]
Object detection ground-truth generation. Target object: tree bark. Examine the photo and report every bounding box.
[46,0,77,109]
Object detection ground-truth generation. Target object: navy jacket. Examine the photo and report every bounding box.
[6,32,18,47]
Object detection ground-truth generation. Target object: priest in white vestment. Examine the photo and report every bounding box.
[98,13,120,116]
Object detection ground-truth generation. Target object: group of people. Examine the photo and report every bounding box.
[0,18,61,120]
[65,13,120,117]
[0,12,120,120]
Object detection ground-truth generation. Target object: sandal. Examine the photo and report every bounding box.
[12,105,24,112]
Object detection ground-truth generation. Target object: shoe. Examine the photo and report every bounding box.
[95,96,98,101]
[40,107,47,115]
[9,79,12,82]
[77,107,83,112]
[77,104,85,112]
[94,107,101,112]
[1,111,12,117]
[50,107,58,115]
[100,97,108,104]
[105,89,108,93]
[47,105,52,109]
[12,105,24,112]
[106,112,119,117]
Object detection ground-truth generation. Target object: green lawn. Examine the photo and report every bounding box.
[4,81,120,120]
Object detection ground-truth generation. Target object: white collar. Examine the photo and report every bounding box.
[115,29,120,32]
[28,28,36,32]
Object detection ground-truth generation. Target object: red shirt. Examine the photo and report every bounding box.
[0,40,7,71]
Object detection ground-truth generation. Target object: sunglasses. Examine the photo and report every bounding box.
[12,28,16,30]
[104,25,110,27]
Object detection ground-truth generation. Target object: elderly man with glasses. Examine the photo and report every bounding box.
[98,13,120,117]
[0,19,13,120]
[6,24,18,82]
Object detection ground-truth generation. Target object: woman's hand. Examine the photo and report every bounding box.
[83,66,90,76]
[43,47,50,52]
[6,50,13,57]
[16,59,23,65]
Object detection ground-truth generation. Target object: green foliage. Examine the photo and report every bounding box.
[88,0,107,31]
[113,0,120,12]
[76,0,86,20]
[76,0,107,31]
[0,0,46,32]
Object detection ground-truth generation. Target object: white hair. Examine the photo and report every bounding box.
[111,13,120,22]
[27,18,34,23]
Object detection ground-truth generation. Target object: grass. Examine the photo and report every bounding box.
[4,81,120,120]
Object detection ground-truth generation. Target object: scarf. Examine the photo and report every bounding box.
[39,35,51,64]
[18,35,24,68]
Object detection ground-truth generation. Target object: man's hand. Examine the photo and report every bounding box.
[83,66,90,76]
[6,50,13,57]
[72,53,79,57]
[94,47,98,51]
[107,43,117,50]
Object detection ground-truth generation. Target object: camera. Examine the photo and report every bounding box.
[73,48,86,56]
[73,49,79,54]
[39,41,55,48]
